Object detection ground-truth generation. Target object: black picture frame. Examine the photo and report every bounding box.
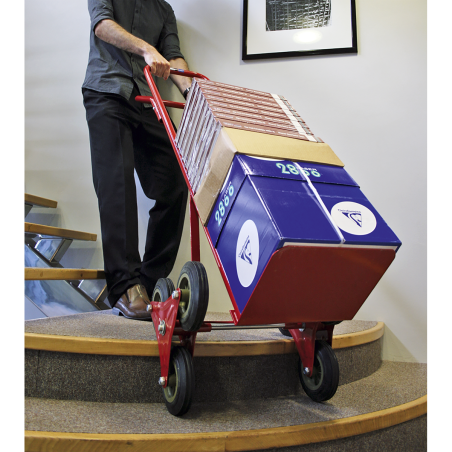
[242,0,358,60]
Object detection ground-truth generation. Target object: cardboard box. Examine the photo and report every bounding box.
[194,127,344,224]
[205,154,401,325]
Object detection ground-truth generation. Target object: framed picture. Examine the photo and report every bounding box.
[242,0,358,60]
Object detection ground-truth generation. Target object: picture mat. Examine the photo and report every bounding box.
[247,0,353,55]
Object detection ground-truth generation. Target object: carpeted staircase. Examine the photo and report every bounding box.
[25,311,427,452]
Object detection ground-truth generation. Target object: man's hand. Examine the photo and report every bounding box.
[143,47,171,80]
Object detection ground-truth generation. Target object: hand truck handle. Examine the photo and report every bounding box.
[138,65,209,141]
[139,66,239,308]
[168,67,210,80]
[136,66,209,110]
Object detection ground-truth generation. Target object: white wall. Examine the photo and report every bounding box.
[25,0,427,363]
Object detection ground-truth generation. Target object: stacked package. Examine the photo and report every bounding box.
[175,79,323,194]
[173,78,401,327]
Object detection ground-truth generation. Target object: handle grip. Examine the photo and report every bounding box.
[135,66,210,112]
[168,67,209,80]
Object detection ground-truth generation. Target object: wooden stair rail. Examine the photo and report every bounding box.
[25,194,58,209]
[25,222,97,242]
[25,268,105,281]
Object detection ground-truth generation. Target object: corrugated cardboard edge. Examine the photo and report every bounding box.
[194,128,344,225]
[194,129,236,224]
[224,127,344,167]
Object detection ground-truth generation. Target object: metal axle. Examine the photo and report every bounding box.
[210,323,289,331]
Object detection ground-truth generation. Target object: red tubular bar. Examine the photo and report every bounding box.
[189,196,201,262]
[140,65,241,318]
[168,67,210,79]
[142,66,200,198]
[135,96,185,110]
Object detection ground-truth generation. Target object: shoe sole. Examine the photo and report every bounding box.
[111,307,153,321]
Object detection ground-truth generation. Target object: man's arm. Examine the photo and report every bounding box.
[95,19,171,80]
[168,58,193,96]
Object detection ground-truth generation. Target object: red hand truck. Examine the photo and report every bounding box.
[136,66,389,416]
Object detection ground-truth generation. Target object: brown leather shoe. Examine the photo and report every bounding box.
[112,284,153,320]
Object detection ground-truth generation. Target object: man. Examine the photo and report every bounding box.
[82,0,191,320]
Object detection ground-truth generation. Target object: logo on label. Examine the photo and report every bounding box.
[238,236,253,264]
[331,202,377,236]
[236,220,259,287]
[341,211,362,228]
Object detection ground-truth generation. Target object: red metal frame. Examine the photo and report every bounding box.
[149,289,213,388]
[189,196,200,262]
[138,66,241,317]
[149,293,181,388]
[137,66,327,380]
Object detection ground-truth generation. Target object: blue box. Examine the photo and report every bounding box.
[207,155,401,318]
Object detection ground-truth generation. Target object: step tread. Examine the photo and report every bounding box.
[25,311,382,356]
[25,193,58,208]
[25,310,377,341]
[25,267,105,281]
[25,222,97,242]
[25,361,426,436]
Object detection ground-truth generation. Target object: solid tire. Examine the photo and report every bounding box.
[163,346,195,416]
[177,261,209,331]
[279,328,292,337]
[298,340,339,402]
[152,278,175,302]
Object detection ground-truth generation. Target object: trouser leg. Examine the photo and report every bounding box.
[133,106,188,296]
[83,88,142,306]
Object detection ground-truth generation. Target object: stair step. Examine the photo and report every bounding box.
[25,193,58,209]
[25,268,105,281]
[26,313,384,404]
[24,362,427,451]
[25,222,97,241]
[25,311,383,356]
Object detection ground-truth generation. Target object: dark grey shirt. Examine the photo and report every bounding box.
[82,0,184,101]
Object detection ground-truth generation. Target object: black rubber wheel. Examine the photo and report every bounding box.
[152,278,175,302]
[298,340,339,402]
[177,261,209,332]
[279,328,292,337]
[163,346,195,416]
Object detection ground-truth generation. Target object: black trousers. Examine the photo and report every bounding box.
[82,85,188,306]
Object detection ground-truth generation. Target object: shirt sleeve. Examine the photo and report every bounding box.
[157,6,185,61]
[87,0,115,32]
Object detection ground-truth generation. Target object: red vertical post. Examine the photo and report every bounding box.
[190,195,201,262]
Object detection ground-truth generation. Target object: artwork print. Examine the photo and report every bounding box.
[266,0,332,32]
[243,0,357,60]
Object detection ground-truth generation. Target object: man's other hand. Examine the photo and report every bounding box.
[144,47,171,80]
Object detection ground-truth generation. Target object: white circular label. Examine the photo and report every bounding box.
[331,202,377,236]
[236,220,260,287]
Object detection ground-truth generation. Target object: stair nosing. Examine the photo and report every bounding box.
[24,322,384,357]
[25,268,105,281]
[25,194,58,209]
[25,222,97,242]
[24,394,426,451]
